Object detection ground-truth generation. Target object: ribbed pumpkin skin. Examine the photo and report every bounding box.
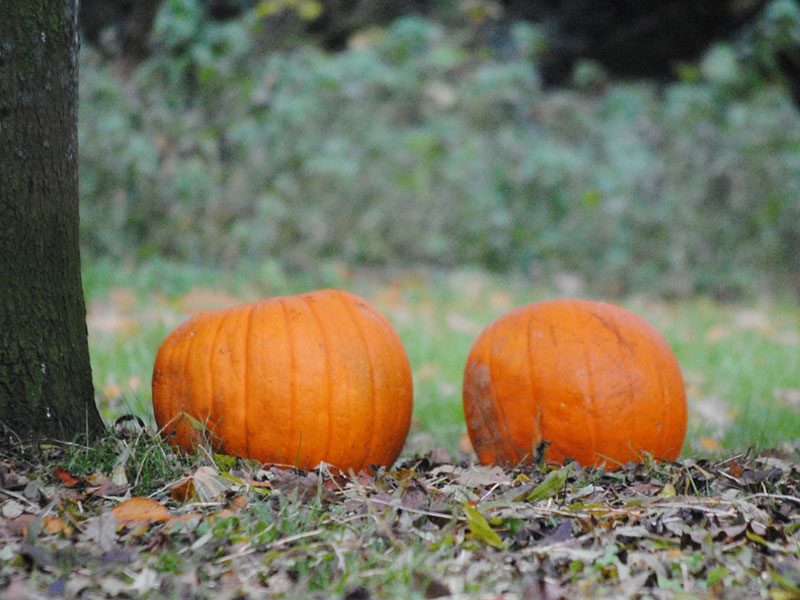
[152,289,413,472]
[463,299,687,471]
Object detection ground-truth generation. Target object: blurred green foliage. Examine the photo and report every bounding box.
[79,0,800,297]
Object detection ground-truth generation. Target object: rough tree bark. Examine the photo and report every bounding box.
[0,1,105,442]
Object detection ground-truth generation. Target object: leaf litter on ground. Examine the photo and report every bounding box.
[0,432,798,599]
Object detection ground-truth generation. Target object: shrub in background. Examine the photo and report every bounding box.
[79,0,800,298]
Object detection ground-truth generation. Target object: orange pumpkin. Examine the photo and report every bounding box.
[152,289,413,472]
[463,298,687,470]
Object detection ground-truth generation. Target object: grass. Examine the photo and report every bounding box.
[6,262,800,597]
[3,430,797,598]
[83,257,800,459]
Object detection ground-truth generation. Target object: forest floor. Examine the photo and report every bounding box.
[0,434,798,599]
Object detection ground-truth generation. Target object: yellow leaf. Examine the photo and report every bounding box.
[659,483,677,497]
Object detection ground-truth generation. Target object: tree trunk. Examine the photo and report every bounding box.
[0,1,105,442]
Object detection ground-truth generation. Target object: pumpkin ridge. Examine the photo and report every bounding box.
[580,338,599,469]
[623,355,638,463]
[654,354,667,459]
[278,298,295,467]
[212,309,232,453]
[158,328,177,441]
[302,294,333,468]
[654,335,684,461]
[173,323,194,441]
[243,302,256,461]
[463,360,495,463]
[173,327,187,440]
[194,314,217,448]
[154,327,178,441]
[487,321,518,463]
[337,291,376,472]
[524,309,540,460]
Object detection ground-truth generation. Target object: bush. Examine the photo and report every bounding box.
[79,0,800,297]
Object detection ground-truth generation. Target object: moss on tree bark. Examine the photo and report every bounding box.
[0,1,105,441]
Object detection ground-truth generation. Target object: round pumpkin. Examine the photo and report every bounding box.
[462,298,687,470]
[152,289,413,472]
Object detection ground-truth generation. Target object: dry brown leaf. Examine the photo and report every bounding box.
[192,466,232,502]
[169,477,195,503]
[454,465,511,488]
[164,512,203,531]
[112,497,169,525]
[0,463,29,489]
[229,494,249,512]
[41,515,71,535]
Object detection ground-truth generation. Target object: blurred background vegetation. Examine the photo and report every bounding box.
[77,0,800,454]
[78,0,800,300]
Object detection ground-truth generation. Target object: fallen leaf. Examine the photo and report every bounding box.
[112,497,169,526]
[169,477,195,503]
[84,512,119,552]
[192,466,232,502]
[528,466,571,502]
[53,467,81,487]
[41,515,71,535]
[3,513,35,536]
[2,500,25,519]
[86,478,129,498]
[463,503,503,549]
[545,520,574,543]
[729,460,744,478]
[659,483,677,497]
[164,512,203,533]
[455,465,512,488]
[0,463,29,489]
[270,468,321,501]
[229,494,249,512]
[111,462,129,487]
